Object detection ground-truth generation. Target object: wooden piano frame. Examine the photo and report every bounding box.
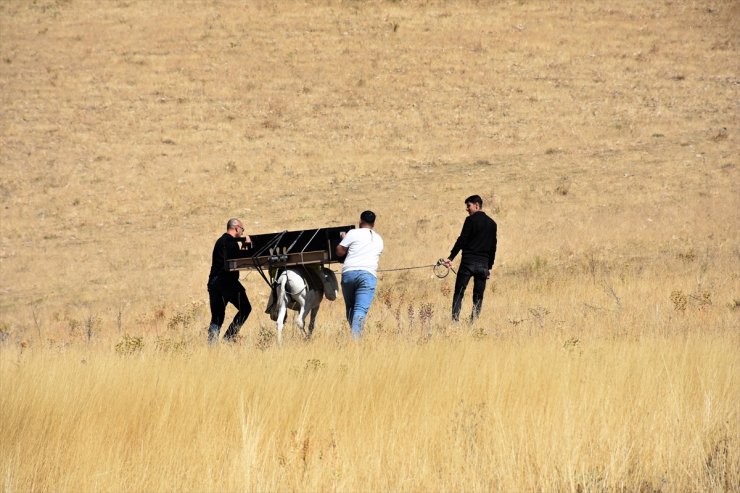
[226,225,354,272]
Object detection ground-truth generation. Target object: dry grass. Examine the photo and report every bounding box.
[2,332,739,492]
[0,0,738,491]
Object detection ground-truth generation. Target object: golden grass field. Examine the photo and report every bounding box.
[1,0,738,491]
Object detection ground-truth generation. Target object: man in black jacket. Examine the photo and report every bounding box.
[443,195,498,322]
[207,218,252,344]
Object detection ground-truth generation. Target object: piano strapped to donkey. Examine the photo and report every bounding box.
[226,225,353,343]
[225,225,353,274]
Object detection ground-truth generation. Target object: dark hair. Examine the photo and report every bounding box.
[465,195,483,207]
[360,210,376,225]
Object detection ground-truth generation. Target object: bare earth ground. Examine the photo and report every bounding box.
[0,1,739,491]
[1,0,737,324]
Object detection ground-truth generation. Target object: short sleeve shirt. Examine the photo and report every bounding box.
[339,228,384,277]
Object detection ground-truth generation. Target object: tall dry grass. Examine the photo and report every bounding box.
[2,329,738,492]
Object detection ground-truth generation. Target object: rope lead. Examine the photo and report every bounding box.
[370,259,455,278]
[432,259,456,278]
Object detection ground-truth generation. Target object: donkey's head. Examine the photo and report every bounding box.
[320,268,339,301]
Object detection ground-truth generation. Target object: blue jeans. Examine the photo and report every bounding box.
[340,270,377,339]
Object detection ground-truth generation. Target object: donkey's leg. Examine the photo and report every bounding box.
[307,302,320,339]
[276,300,288,345]
[274,274,289,345]
[275,277,289,345]
[295,298,309,339]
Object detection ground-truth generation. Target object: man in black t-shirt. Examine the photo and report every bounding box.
[443,195,498,322]
[207,218,252,344]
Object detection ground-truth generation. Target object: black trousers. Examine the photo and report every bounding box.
[451,259,489,322]
[207,278,252,342]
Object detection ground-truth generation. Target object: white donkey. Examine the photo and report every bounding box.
[267,266,338,344]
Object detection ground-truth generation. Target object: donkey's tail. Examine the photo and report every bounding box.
[265,272,289,321]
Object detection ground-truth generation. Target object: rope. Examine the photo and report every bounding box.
[282,272,307,296]
[300,228,321,267]
[377,264,436,273]
[433,260,457,278]
[330,260,457,278]
[300,229,321,254]
[285,230,304,254]
[252,230,288,289]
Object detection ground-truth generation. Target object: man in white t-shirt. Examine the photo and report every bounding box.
[335,210,384,339]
